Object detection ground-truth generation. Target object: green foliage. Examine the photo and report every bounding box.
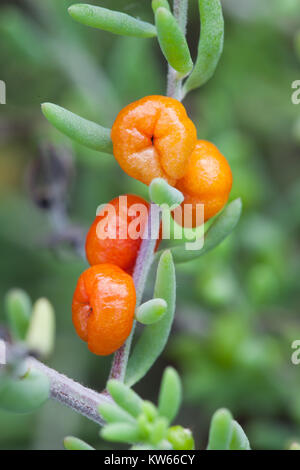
[152,0,171,14]
[101,373,250,450]
[107,380,143,418]
[158,367,182,423]
[5,289,31,341]
[136,298,167,325]
[99,402,136,425]
[126,251,176,386]
[25,298,55,358]
[169,198,242,263]
[0,368,49,414]
[41,103,113,153]
[68,4,157,38]
[64,436,95,450]
[207,408,233,450]
[208,409,250,450]
[101,369,191,450]
[101,422,142,444]
[167,426,195,450]
[184,0,224,94]
[155,7,193,75]
[149,178,184,208]
[230,421,251,451]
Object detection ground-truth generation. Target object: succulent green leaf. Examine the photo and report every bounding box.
[152,0,171,13]
[150,417,168,445]
[100,423,142,443]
[229,421,251,450]
[41,103,113,153]
[207,408,233,450]
[64,436,95,450]
[169,198,242,264]
[158,367,182,423]
[98,402,136,425]
[26,298,55,358]
[5,289,31,341]
[68,4,156,38]
[107,380,143,418]
[184,0,224,94]
[137,413,153,437]
[141,401,158,422]
[149,178,184,208]
[167,426,195,450]
[125,250,176,387]
[0,368,49,414]
[155,8,193,75]
[136,298,167,325]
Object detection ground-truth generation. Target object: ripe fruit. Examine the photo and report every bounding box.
[86,194,150,272]
[173,140,232,227]
[72,264,136,355]
[111,95,197,186]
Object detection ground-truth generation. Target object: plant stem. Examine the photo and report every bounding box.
[109,0,189,381]
[27,355,111,425]
[109,203,161,382]
[167,0,189,101]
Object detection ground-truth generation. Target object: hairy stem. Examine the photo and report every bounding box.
[27,355,111,425]
[109,0,189,381]
[109,203,161,382]
[167,0,189,101]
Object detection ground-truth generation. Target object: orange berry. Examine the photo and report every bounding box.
[72,264,136,356]
[86,194,150,272]
[111,95,197,186]
[173,140,233,227]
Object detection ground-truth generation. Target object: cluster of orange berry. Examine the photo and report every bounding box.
[72,95,232,356]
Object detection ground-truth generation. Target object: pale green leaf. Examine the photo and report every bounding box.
[69,4,156,38]
[41,103,113,153]
[184,0,224,94]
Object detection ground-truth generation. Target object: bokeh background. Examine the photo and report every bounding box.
[0,0,300,450]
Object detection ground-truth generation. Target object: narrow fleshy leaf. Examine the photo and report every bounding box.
[150,417,168,445]
[41,103,113,153]
[100,423,142,443]
[152,0,171,13]
[98,402,136,424]
[149,178,184,208]
[136,298,167,325]
[184,0,224,94]
[229,421,251,450]
[5,289,31,341]
[155,8,193,75]
[69,4,156,38]
[126,250,176,387]
[26,298,55,358]
[169,198,242,264]
[64,436,95,450]
[107,380,143,418]
[158,367,182,423]
[207,408,233,450]
[141,401,158,421]
[0,368,49,414]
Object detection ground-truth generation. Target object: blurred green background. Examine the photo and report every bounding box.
[0,0,300,450]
